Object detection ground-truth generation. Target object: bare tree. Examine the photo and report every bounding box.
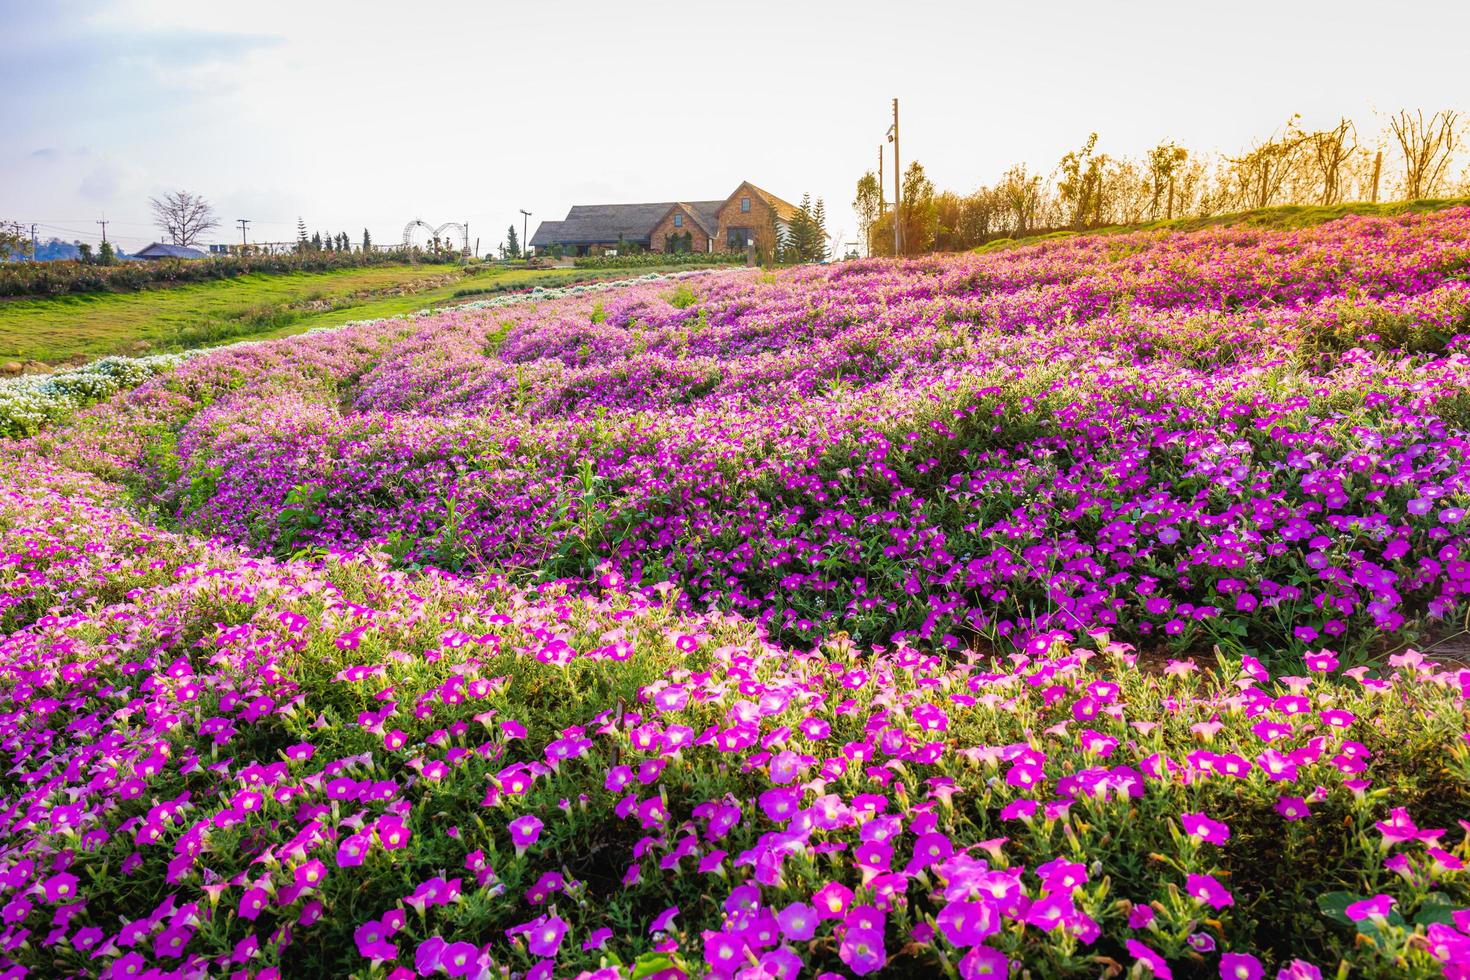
[1306,118,1357,205]
[1225,118,1309,210]
[1389,109,1461,199]
[1146,141,1189,220]
[998,164,1043,235]
[149,190,219,247]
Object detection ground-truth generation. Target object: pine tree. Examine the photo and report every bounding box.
[786,193,819,263]
[812,198,829,262]
[310,231,322,251]
[362,228,373,252]
[296,218,308,254]
[506,224,521,259]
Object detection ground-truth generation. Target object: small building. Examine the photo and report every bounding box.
[530,181,798,256]
[133,242,207,260]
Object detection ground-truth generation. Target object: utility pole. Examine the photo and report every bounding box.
[96,219,109,244]
[888,98,902,257]
[29,224,37,262]
[519,209,532,260]
[876,144,884,257]
[237,219,250,245]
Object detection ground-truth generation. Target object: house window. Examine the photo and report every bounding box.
[740,196,751,213]
[727,226,751,249]
[673,214,683,227]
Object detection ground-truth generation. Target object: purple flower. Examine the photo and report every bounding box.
[838,928,886,976]
[776,902,817,941]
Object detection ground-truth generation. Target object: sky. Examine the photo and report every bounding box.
[3,0,1467,254]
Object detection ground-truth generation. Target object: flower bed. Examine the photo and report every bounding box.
[1,211,1469,979]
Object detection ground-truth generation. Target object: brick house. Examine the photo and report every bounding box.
[529,181,798,256]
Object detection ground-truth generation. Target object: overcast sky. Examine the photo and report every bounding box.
[3,0,1467,253]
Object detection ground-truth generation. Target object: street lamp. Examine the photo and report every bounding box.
[519,209,532,260]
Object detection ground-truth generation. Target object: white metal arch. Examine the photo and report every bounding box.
[401,220,469,253]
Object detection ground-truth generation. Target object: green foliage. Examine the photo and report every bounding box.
[572,252,743,270]
[0,247,456,298]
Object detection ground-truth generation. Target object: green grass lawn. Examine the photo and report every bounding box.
[0,263,707,363]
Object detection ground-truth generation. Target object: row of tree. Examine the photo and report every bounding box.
[294,219,376,254]
[855,108,1467,255]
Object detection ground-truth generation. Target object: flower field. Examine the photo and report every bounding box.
[1,212,1469,978]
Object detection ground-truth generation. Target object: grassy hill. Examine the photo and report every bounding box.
[0,263,706,364]
[973,196,1470,253]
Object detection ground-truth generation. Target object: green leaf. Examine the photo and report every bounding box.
[1317,891,1358,925]
[1416,892,1459,927]
[630,952,675,979]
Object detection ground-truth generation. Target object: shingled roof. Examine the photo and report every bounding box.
[530,200,724,248]
[133,242,207,260]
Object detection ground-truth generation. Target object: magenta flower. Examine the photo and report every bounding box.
[959,946,1011,978]
[238,886,269,921]
[1219,952,1263,980]
[1181,812,1231,845]
[526,915,567,958]
[377,817,411,850]
[650,906,679,934]
[1276,960,1322,980]
[1344,894,1395,922]
[1276,796,1311,820]
[39,872,78,903]
[1185,873,1234,910]
[442,941,480,977]
[703,930,747,976]
[509,814,544,855]
[1127,940,1172,979]
[936,899,1000,947]
[812,882,853,920]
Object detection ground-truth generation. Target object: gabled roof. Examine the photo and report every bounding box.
[530,200,725,247]
[656,202,718,238]
[134,242,206,259]
[723,181,800,222]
